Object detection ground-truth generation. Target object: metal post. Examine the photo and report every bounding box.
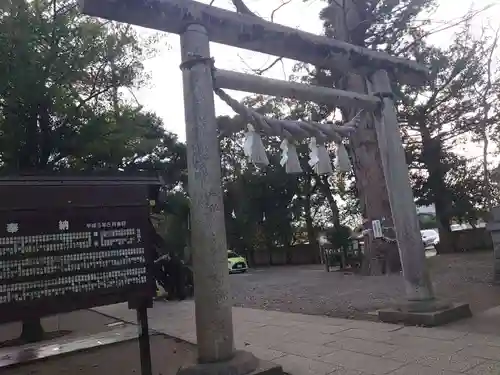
[136,304,153,375]
[370,69,434,302]
[180,24,235,363]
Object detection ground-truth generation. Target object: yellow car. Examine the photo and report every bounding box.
[228,251,248,274]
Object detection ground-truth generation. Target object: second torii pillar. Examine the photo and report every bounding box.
[370,69,472,326]
[179,23,282,375]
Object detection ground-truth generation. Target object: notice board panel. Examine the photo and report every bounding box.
[0,177,157,323]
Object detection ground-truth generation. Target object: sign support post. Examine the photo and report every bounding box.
[136,300,153,375]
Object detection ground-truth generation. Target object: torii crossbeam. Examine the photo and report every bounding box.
[80,0,428,85]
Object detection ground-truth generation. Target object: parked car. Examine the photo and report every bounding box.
[228,250,248,273]
[420,229,439,248]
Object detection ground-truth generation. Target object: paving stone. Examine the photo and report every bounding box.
[335,329,397,343]
[295,322,351,335]
[321,349,404,374]
[387,364,463,375]
[94,302,500,375]
[397,327,467,341]
[272,354,340,375]
[453,334,500,348]
[331,368,368,375]
[285,314,354,327]
[239,345,287,361]
[343,320,403,333]
[250,325,303,337]
[388,335,465,352]
[383,346,461,364]
[236,332,285,348]
[415,352,487,373]
[326,337,398,356]
[466,361,500,375]
[283,330,339,345]
[460,345,500,361]
[270,341,337,358]
[264,319,312,328]
[267,315,349,328]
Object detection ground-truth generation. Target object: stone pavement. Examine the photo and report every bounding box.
[93,301,500,375]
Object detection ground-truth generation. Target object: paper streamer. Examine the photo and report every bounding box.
[280,139,303,174]
[308,137,333,175]
[243,124,269,166]
[335,142,351,172]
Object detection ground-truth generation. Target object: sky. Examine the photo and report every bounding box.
[132,0,499,142]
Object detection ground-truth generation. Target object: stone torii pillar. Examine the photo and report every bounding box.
[370,70,472,325]
[179,23,281,375]
[180,23,234,365]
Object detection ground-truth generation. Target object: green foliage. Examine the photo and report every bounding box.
[418,213,437,229]
[155,192,190,259]
[0,0,185,180]
[325,225,352,250]
[221,125,302,258]
[219,105,350,262]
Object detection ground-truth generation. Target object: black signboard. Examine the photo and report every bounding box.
[0,176,158,324]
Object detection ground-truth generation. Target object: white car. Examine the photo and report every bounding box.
[421,229,439,248]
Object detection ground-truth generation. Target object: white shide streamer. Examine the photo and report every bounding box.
[243,124,269,166]
[280,139,303,173]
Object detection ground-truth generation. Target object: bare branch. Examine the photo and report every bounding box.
[271,0,292,22]
[397,4,498,55]
[255,57,283,75]
[230,0,290,76]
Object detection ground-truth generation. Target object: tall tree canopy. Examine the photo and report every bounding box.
[0,0,186,178]
[400,25,499,250]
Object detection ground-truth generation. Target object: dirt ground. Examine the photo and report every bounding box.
[230,251,500,319]
[3,335,197,375]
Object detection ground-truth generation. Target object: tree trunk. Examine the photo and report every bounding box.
[481,127,492,214]
[433,191,454,253]
[345,75,401,273]
[421,133,454,253]
[323,0,400,274]
[315,176,341,229]
[304,175,319,261]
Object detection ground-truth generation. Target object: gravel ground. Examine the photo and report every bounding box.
[230,251,500,319]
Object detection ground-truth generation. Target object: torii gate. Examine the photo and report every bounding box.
[80,1,470,374]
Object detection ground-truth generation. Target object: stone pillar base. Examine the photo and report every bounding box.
[378,301,472,327]
[178,351,283,375]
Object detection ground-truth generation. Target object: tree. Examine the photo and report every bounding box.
[471,25,500,213]
[401,26,498,252]
[217,96,355,266]
[0,0,186,342]
[219,115,302,264]
[304,0,443,271]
